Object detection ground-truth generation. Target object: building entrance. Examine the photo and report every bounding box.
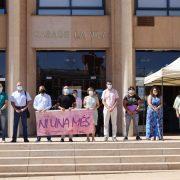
[36,50,106,136]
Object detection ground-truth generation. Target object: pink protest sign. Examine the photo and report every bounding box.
[35,109,94,136]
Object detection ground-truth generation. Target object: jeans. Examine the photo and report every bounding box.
[0,109,7,140]
[12,111,28,140]
[125,113,139,137]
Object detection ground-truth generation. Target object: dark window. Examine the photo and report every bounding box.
[136,50,180,77]
[37,0,105,16]
[37,50,106,102]
[0,0,6,14]
[135,0,180,16]
[0,51,6,79]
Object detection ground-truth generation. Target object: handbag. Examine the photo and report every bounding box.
[24,91,30,118]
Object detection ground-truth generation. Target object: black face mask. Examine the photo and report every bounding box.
[39,89,46,94]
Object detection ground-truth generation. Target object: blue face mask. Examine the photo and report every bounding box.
[64,88,70,95]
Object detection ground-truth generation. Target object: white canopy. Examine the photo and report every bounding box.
[144,57,180,86]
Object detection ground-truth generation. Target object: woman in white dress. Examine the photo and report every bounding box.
[83,87,99,142]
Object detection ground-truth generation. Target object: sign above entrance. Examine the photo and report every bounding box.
[33,30,107,40]
[31,16,110,48]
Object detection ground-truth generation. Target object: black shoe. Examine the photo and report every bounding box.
[35,139,40,143]
[69,138,73,142]
[24,139,29,143]
[60,138,64,142]
[11,139,16,143]
[123,136,128,141]
[48,139,52,142]
[136,136,142,141]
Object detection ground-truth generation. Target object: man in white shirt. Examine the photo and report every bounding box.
[33,85,52,142]
[101,81,119,142]
[10,81,32,142]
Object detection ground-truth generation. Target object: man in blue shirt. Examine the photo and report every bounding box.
[0,83,8,142]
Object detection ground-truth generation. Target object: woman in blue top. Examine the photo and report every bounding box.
[0,83,8,142]
[146,86,163,141]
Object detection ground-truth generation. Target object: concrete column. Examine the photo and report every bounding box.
[110,0,135,136]
[120,0,135,137]
[27,0,37,136]
[7,0,27,137]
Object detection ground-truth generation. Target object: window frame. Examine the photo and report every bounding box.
[135,0,180,16]
[37,0,105,16]
[0,0,6,14]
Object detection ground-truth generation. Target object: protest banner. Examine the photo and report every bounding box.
[36,109,94,136]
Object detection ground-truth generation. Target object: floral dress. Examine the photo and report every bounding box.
[146,95,163,139]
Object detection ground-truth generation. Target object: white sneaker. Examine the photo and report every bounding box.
[151,137,154,141]
[156,137,160,141]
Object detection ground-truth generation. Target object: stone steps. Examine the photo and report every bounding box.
[0,139,180,177]
[0,170,178,178]
[2,141,180,150]
[0,162,180,173]
[1,155,180,164]
[0,148,180,157]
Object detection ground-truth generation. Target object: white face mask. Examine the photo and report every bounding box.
[89,91,94,96]
[107,84,112,90]
[0,87,3,93]
[128,90,135,96]
[17,86,23,91]
[63,88,70,95]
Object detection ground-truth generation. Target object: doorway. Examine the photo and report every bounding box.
[36,50,106,136]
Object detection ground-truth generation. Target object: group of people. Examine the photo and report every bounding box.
[0,81,118,143]
[0,80,173,143]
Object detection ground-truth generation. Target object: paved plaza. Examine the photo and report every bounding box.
[0,170,180,180]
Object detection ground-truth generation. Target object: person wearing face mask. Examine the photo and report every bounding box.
[72,90,82,109]
[123,86,142,141]
[146,86,163,141]
[101,81,119,142]
[56,86,76,142]
[0,83,8,142]
[10,81,32,142]
[33,85,52,142]
[84,87,100,142]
